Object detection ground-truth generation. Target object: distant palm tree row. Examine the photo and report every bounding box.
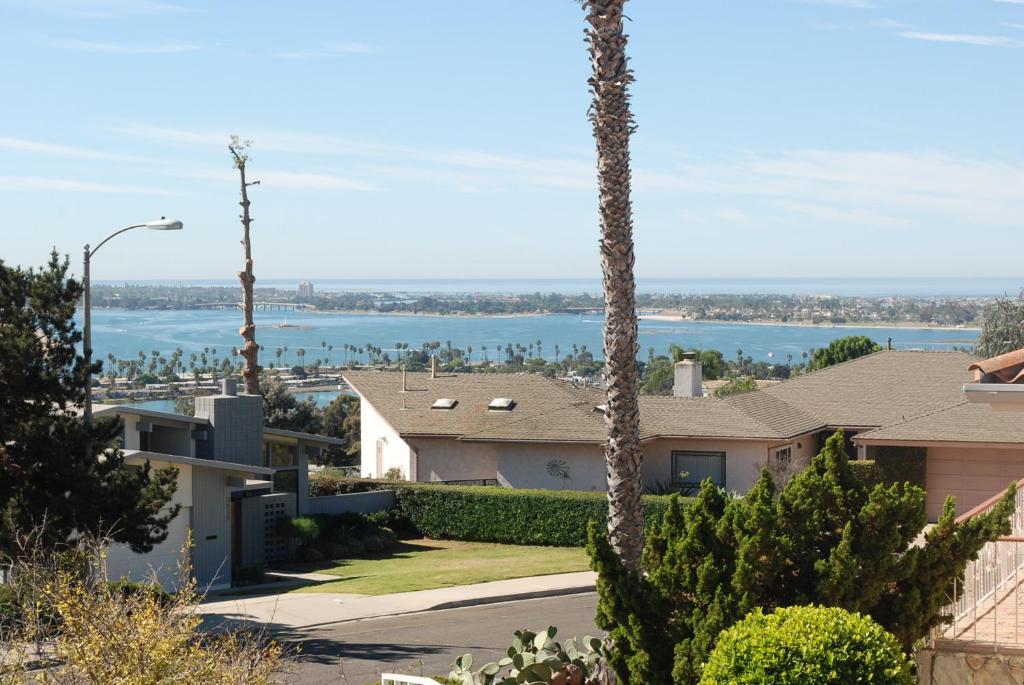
[99,337,608,382]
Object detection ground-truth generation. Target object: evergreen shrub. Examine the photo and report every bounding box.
[699,606,914,685]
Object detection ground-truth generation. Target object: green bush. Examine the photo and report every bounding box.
[849,460,883,488]
[393,484,675,547]
[284,516,321,544]
[873,446,927,488]
[699,606,914,685]
[308,475,678,547]
[366,508,419,539]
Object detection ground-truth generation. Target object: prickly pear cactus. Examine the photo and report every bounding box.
[447,627,614,685]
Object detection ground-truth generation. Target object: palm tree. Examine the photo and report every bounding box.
[585,0,643,570]
[554,344,560,362]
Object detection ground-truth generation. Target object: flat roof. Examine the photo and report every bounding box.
[123,450,274,476]
[263,426,345,445]
[94,404,209,426]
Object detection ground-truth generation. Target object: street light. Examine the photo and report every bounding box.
[83,218,183,427]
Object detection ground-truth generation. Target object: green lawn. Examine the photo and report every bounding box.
[290,539,590,595]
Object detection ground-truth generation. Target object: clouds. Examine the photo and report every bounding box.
[0,176,175,195]
[6,124,1023,234]
[273,41,377,60]
[896,31,1024,48]
[40,36,200,53]
[7,0,194,19]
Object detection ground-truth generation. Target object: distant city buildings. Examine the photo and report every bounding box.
[298,281,314,299]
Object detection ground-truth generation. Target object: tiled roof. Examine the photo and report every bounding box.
[969,349,1024,384]
[856,400,1024,444]
[345,351,982,445]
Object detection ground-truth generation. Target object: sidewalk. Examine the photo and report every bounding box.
[198,571,596,631]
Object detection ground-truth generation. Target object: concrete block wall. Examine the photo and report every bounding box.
[194,392,264,466]
[307,490,396,516]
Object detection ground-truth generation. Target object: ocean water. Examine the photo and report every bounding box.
[119,390,342,414]
[82,308,978,366]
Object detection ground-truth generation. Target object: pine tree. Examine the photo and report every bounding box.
[589,430,1015,684]
[0,253,178,557]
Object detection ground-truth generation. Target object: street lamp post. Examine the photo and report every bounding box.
[83,218,183,427]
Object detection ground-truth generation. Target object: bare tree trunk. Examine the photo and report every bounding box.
[585,0,644,570]
[229,137,261,395]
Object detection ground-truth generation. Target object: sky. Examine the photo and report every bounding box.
[0,0,1022,281]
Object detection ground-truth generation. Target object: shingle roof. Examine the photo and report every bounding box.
[345,351,983,445]
[343,371,607,442]
[856,400,1024,444]
[759,350,978,428]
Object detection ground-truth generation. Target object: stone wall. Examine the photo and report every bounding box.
[918,646,1024,684]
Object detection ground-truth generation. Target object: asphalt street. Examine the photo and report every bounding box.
[279,592,600,684]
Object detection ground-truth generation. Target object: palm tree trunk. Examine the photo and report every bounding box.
[229,138,261,395]
[585,0,643,570]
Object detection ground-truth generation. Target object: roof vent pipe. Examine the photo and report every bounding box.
[430,356,437,379]
[222,378,237,396]
[402,368,408,392]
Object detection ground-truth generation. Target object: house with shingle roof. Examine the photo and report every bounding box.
[346,350,1024,520]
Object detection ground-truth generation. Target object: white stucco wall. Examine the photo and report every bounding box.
[494,443,606,490]
[359,398,414,478]
[412,437,500,483]
[104,459,192,590]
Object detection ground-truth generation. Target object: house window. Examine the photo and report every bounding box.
[671,451,725,488]
[262,442,296,468]
[273,469,298,495]
[775,447,792,466]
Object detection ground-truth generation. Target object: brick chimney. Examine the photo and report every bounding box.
[674,352,703,398]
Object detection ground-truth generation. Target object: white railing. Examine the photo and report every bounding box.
[381,675,442,685]
[933,478,1024,648]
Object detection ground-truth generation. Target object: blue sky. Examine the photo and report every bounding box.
[1,0,1022,280]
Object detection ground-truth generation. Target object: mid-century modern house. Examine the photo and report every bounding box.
[93,379,342,590]
[346,350,1024,521]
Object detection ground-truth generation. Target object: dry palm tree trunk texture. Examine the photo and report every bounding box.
[585,0,644,570]
[229,137,262,396]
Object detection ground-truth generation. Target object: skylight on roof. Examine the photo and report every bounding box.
[488,397,516,411]
[431,398,458,410]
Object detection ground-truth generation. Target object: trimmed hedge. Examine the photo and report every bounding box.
[873,446,927,488]
[309,473,677,547]
[394,484,674,547]
[699,605,914,685]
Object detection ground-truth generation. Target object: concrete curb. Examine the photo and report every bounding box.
[429,584,596,611]
[292,584,597,631]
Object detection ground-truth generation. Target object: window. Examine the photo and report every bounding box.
[272,469,298,495]
[671,450,725,488]
[774,447,792,467]
[262,441,296,468]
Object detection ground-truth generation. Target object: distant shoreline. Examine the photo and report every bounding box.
[91,305,982,331]
[638,314,981,333]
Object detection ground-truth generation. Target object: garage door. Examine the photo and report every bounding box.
[926,447,1024,521]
